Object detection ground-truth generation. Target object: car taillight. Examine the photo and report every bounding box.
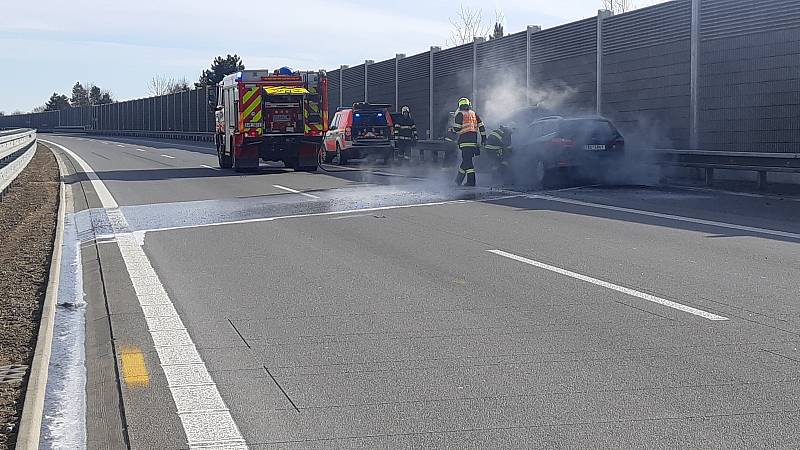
[345,127,351,140]
[248,129,259,137]
[549,137,574,147]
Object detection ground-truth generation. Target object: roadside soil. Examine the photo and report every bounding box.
[0,144,59,449]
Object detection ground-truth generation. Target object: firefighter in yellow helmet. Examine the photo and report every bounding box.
[452,97,486,187]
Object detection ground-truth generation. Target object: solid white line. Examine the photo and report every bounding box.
[161,154,176,159]
[272,184,320,198]
[330,213,374,220]
[531,194,800,241]
[200,164,219,171]
[45,139,248,449]
[488,249,728,321]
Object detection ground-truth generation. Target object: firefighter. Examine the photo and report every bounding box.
[453,97,486,187]
[484,125,513,182]
[393,106,417,163]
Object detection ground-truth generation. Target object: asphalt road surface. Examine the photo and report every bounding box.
[42,134,800,449]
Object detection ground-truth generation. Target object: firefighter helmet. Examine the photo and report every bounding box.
[458,97,471,108]
[401,106,410,115]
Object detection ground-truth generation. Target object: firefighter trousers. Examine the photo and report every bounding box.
[397,140,413,160]
[455,148,477,186]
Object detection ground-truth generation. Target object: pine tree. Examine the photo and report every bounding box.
[44,93,71,111]
[71,82,90,106]
[197,54,245,87]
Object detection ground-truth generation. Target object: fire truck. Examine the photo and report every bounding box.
[213,68,328,172]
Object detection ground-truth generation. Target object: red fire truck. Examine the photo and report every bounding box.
[213,68,328,172]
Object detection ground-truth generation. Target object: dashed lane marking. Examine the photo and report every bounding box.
[136,148,146,152]
[161,154,176,159]
[272,184,320,199]
[200,164,219,171]
[488,249,729,321]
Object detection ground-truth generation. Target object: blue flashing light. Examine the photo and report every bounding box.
[355,113,361,118]
[377,113,383,117]
[235,71,242,81]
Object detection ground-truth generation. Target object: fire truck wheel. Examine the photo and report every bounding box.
[217,138,232,169]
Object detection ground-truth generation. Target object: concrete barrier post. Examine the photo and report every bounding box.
[429,46,441,139]
[395,54,405,111]
[690,0,700,149]
[526,25,542,104]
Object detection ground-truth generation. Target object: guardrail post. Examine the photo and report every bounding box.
[597,9,612,115]
[395,54,405,111]
[429,46,440,139]
[339,65,348,108]
[526,25,541,105]
[690,0,700,149]
[364,60,373,102]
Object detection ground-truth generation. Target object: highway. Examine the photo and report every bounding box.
[42,134,800,448]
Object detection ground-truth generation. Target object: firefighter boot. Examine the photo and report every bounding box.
[455,170,466,186]
[465,171,476,187]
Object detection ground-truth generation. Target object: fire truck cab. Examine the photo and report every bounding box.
[213,68,328,172]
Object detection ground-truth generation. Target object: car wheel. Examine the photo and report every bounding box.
[336,145,348,165]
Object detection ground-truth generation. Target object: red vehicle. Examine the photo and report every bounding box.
[214,68,328,172]
[321,103,395,165]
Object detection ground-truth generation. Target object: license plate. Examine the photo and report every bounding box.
[585,144,606,151]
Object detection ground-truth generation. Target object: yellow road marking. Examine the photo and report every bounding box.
[120,346,149,387]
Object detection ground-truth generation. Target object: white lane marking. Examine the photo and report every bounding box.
[488,249,728,321]
[43,139,248,449]
[531,194,800,241]
[136,148,146,152]
[141,198,495,234]
[42,140,118,208]
[161,154,176,159]
[272,184,320,199]
[116,144,125,147]
[200,164,219,171]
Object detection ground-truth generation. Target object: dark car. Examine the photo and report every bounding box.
[322,102,394,165]
[511,115,625,187]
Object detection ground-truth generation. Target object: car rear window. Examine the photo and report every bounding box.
[559,120,619,140]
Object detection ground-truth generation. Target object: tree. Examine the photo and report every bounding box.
[88,85,114,105]
[169,77,190,93]
[197,54,245,87]
[89,85,103,105]
[148,74,173,96]
[489,9,505,40]
[71,82,90,107]
[448,5,491,46]
[149,75,192,96]
[602,0,634,14]
[44,93,71,111]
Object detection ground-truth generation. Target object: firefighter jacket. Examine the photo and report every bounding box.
[452,109,487,149]
[393,114,418,141]
[485,128,512,158]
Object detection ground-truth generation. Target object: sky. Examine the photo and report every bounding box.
[0,0,664,113]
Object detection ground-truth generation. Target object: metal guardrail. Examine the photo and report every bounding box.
[654,148,800,189]
[39,127,214,143]
[0,129,38,197]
